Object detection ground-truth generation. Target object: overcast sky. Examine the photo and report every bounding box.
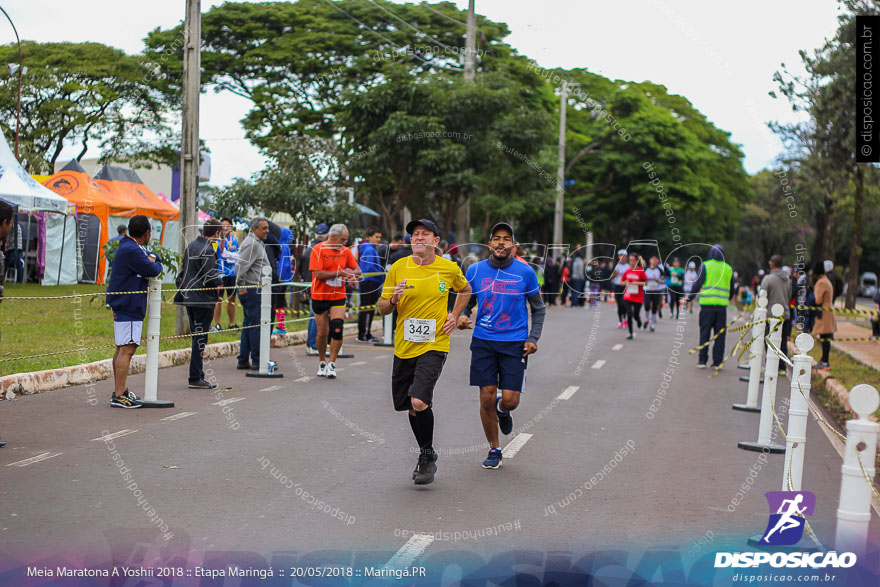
[5,0,840,186]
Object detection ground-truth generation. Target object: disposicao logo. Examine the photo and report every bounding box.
[760,491,815,546]
[714,491,857,569]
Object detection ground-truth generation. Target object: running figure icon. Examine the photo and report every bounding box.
[762,494,807,543]
[758,491,815,546]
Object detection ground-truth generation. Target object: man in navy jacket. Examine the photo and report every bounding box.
[357,226,384,342]
[106,215,163,408]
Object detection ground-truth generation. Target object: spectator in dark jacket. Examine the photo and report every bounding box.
[0,200,13,446]
[174,219,224,389]
[106,215,163,408]
[388,234,412,265]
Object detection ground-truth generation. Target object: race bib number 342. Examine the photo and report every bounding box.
[404,318,436,343]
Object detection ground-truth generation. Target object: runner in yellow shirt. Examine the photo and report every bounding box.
[378,218,472,485]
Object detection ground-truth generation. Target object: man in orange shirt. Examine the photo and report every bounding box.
[310,223,361,378]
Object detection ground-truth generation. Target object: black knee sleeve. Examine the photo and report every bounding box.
[329,318,344,340]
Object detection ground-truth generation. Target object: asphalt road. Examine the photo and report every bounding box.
[1,302,877,581]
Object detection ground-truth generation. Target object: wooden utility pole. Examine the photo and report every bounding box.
[177,0,201,335]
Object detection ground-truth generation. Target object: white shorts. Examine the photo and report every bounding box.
[113,321,143,347]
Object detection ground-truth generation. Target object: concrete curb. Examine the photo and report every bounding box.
[0,323,364,399]
[812,368,880,424]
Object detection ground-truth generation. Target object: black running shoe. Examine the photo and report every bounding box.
[413,452,438,484]
[189,379,218,389]
[110,394,142,409]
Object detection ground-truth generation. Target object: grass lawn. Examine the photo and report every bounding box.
[1,283,315,376]
[804,342,880,424]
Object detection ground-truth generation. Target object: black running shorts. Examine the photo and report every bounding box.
[391,350,447,411]
[311,298,346,315]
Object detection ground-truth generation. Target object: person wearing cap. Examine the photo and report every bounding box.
[310,223,361,378]
[457,222,545,469]
[377,218,472,485]
[299,223,330,355]
[609,250,630,328]
[692,244,736,368]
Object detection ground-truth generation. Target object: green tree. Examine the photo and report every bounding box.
[0,41,174,174]
[771,0,880,307]
[143,0,508,147]
[213,135,358,232]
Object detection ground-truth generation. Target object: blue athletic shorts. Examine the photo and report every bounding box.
[469,336,528,392]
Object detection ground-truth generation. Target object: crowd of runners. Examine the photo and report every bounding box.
[6,203,843,483]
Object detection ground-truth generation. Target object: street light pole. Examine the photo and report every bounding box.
[553,81,570,246]
[464,0,476,81]
[0,6,23,160]
[455,0,475,244]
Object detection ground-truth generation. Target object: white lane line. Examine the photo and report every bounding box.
[212,397,245,406]
[6,452,63,467]
[375,354,390,359]
[557,386,579,400]
[295,376,312,382]
[350,361,367,366]
[502,433,533,459]
[612,343,624,351]
[385,534,435,570]
[591,360,606,369]
[92,429,138,442]
[161,411,197,421]
[259,385,284,392]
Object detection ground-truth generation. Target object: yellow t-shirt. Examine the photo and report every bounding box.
[381,255,469,359]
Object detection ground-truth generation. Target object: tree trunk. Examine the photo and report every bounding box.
[844,165,865,309]
[811,204,827,263]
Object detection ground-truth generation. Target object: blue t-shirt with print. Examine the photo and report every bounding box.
[465,259,540,342]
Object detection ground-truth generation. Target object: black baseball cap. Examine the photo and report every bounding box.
[490,222,515,240]
[406,218,440,237]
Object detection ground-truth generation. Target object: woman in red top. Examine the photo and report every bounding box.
[560,262,571,307]
[621,253,647,339]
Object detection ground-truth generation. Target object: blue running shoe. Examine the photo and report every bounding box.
[496,394,513,435]
[482,448,502,469]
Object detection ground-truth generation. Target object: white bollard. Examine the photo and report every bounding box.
[835,384,880,556]
[247,265,282,379]
[374,312,395,347]
[738,290,765,370]
[141,277,174,408]
[733,296,768,412]
[738,303,786,453]
[781,333,814,491]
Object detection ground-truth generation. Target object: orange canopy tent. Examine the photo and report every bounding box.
[94,166,179,222]
[43,160,119,283]
[43,162,181,284]
[94,166,180,249]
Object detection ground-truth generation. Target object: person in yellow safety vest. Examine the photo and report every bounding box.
[693,244,736,368]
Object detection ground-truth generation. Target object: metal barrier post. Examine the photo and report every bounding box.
[781,333,814,490]
[835,384,880,555]
[141,278,174,408]
[733,295,768,412]
[247,266,282,379]
[738,303,785,453]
